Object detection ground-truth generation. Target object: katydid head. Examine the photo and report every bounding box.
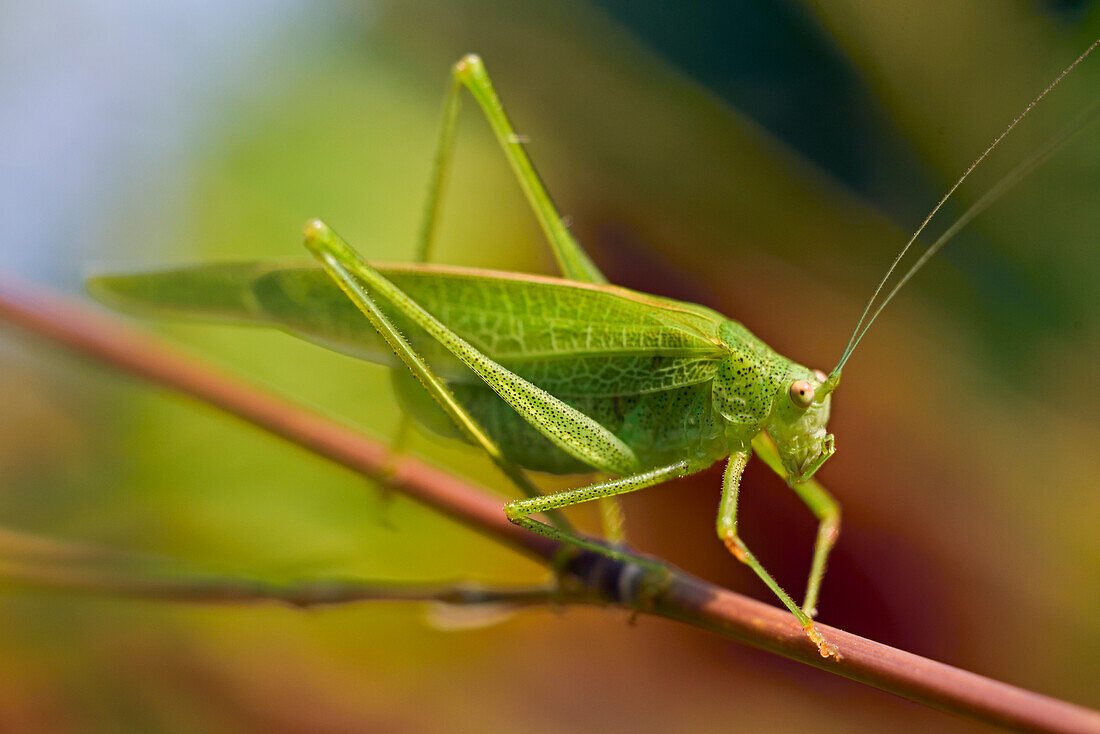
[766,367,836,483]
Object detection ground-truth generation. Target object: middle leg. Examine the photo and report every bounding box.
[505,460,700,579]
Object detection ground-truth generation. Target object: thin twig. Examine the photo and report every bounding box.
[1,274,1098,734]
[0,559,561,609]
[0,526,568,608]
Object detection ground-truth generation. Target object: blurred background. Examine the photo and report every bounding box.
[0,1,1097,731]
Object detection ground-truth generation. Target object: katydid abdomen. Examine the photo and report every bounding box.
[394,370,729,474]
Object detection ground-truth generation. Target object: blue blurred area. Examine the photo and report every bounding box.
[0,0,327,284]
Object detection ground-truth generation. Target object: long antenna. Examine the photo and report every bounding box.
[824,38,1099,391]
[841,96,1100,369]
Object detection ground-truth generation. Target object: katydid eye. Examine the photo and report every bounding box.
[789,380,814,409]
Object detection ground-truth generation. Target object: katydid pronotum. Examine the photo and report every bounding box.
[89,43,1098,658]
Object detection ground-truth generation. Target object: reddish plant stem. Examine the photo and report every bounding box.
[658,579,1100,734]
[1,275,1098,734]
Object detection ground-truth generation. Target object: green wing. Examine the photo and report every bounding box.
[88,261,726,397]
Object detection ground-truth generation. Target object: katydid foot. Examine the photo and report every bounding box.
[722,530,841,660]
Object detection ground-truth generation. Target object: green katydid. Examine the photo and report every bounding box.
[87,44,1098,659]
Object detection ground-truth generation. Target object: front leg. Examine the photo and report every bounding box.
[717,451,840,659]
[751,433,841,618]
[786,476,840,619]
